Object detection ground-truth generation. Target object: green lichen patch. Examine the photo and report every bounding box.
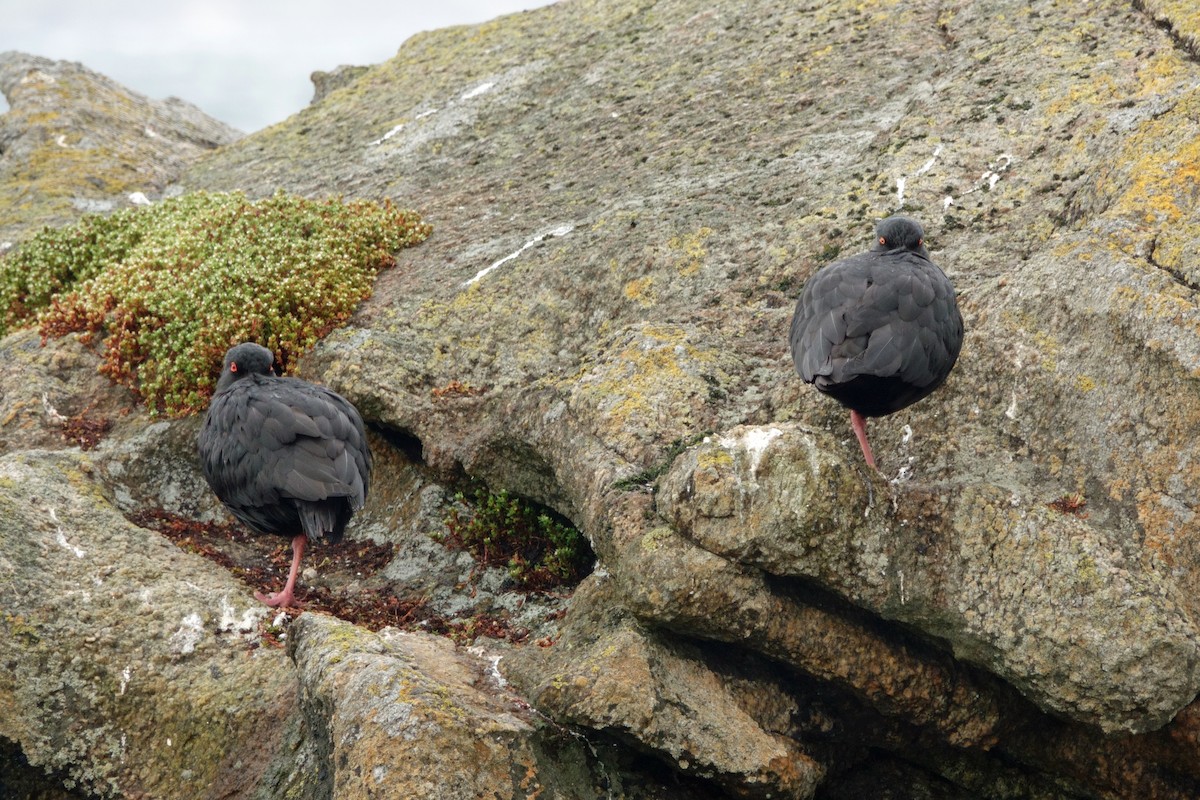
[1,190,430,415]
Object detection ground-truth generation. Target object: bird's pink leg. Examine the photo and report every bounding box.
[256,534,307,608]
[850,410,877,469]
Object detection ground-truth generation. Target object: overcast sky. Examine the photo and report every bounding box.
[0,0,558,132]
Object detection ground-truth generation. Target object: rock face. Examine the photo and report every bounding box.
[5,0,1200,797]
[0,52,241,245]
[0,449,300,798]
[657,424,1197,732]
[309,65,370,105]
[286,613,601,800]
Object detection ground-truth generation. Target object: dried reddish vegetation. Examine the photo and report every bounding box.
[133,509,530,642]
[59,405,112,450]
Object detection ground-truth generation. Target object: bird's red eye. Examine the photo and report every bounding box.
[879,237,887,245]
[230,363,238,373]
[918,238,923,246]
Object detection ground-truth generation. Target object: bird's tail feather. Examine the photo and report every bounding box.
[298,500,348,544]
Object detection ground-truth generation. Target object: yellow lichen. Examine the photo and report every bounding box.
[639,526,674,551]
[1135,487,1179,566]
[696,447,735,472]
[667,227,714,277]
[1101,90,1200,248]
[1074,554,1102,594]
[623,276,656,307]
[1137,0,1200,56]
[565,324,726,445]
[1046,74,1119,117]
[1110,286,1199,339]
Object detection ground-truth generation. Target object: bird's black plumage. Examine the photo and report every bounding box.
[789,216,962,464]
[197,343,371,604]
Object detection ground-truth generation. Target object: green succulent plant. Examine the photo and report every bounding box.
[0,190,430,415]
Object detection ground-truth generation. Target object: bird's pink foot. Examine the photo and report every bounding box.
[255,588,300,608]
[255,534,307,608]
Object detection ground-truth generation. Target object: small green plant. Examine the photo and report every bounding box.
[0,190,430,415]
[439,489,593,591]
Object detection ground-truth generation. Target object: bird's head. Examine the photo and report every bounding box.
[873,216,928,257]
[215,342,277,393]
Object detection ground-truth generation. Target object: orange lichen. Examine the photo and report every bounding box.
[432,380,484,399]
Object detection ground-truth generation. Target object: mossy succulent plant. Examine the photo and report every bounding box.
[0,190,430,415]
[0,208,149,333]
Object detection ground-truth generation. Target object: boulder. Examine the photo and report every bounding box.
[287,613,601,800]
[0,52,241,243]
[657,423,1198,733]
[0,449,300,798]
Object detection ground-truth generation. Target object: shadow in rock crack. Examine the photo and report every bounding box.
[0,736,99,800]
[369,421,425,465]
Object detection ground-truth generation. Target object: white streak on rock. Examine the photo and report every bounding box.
[470,648,510,690]
[461,81,496,99]
[894,144,943,209]
[218,597,263,633]
[368,124,405,145]
[979,153,1013,192]
[41,393,67,425]
[463,224,575,286]
[720,426,783,478]
[49,508,86,558]
[916,144,943,175]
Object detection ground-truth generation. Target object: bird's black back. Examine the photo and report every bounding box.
[197,371,371,543]
[790,236,963,418]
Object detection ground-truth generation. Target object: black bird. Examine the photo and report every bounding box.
[789,216,963,468]
[197,342,371,607]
